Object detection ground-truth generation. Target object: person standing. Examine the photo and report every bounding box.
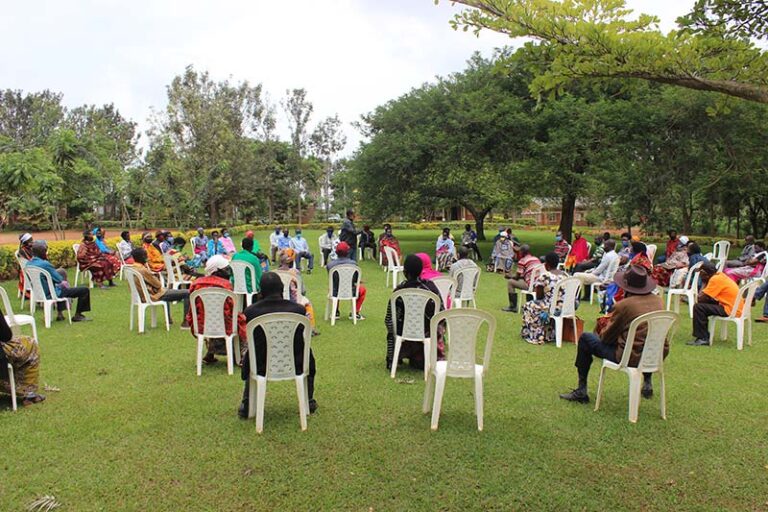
[687,262,742,346]
[339,209,361,261]
[238,272,317,418]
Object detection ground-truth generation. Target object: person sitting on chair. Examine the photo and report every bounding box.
[502,244,543,313]
[268,227,282,263]
[573,236,604,273]
[238,272,317,418]
[290,229,314,274]
[724,235,756,268]
[560,265,665,404]
[378,224,402,267]
[26,241,92,322]
[231,237,263,299]
[723,241,766,283]
[461,224,481,260]
[326,242,367,321]
[191,227,209,263]
[687,261,742,346]
[77,230,119,288]
[574,239,619,300]
[359,225,377,260]
[0,311,44,406]
[319,226,338,267]
[130,248,191,326]
[117,231,135,264]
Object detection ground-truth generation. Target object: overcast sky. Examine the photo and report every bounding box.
[1,0,692,155]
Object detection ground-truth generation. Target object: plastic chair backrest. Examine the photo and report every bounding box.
[189,287,237,337]
[683,261,705,291]
[390,288,440,341]
[162,253,185,285]
[527,265,545,292]
[115,246,127,266]
[230,260,256,294]
[328,264,361,300]
[273,270,299,301]
[14,250,27,268]
[246,312,311,381]
[618,310,678,372]
[24,266,59,302]
[383,246,401,270]
[124,266,152,304]
[429,309,496,378]
[454,266,480,299]
[646,244,657,262]
[668,267,687,289]
[586,241,592,256]
[549,276,581,317]
[0,286,16,319]
[431,276,455,309]
[72,243,80,256]
[730,281,761,320]
[713,240,730,261]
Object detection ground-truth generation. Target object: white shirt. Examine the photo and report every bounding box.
[269,231,281,248]
[291,236,310,253]
[590,250,619,282]
[320,233,338,250]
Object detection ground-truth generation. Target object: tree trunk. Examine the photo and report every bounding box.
[465,205,491,241]
[209,198,218,226]
[268,196,274,224]
[297,181,302,224]
[558,194,576,242]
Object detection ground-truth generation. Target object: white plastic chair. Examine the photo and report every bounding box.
[24,266,71,328]
[556,243,572,270]
[273,269,302,301]
[666,261,704,317]
[124,266,170,334]
[586,241,592,256]
[5,362,17,411]
[72,243,94,288]
[356,233,362,261]
[708,280,762,351]
[517,265,545,310]
[324,264,362,326]
[162,253,192,290]
[594,310,678,423]
[589,257,621,305]
[383,246,403,289]
[231,260,258,308]
[423,309,496,431]
[551,276,582,348]
[14,251,32,309]
[431,275,456,310]
[646,244,657,263]
[1,287,37,341]
[389,288,441,380]
[452,266,480,309]
[245,312,312,433]
[317,235,327,268]
[190,287,240,376]
[115,245,127,280]
[712,240,731,271]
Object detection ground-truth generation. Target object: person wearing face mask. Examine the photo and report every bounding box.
[142,232,166,273]
[290,229,314,273]
[269,227,282,263]
[277,229,292,251]
[185,255,247,366]
[220,229,236,255]
[378,224,402,267]
[76,230,119,288]
[206,231,226,258]
[319,226,338,267]
[618,232,632,261]
[553,231,570,264]
[191,228,209,263]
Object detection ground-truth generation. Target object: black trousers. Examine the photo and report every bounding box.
[693,303,727,340]
[574,260,598,273]
[160,289,190,319]
[58,287,91,315]
[321,249,332,266]
[242,349,316,401]
[575,333,618,380]
[464,242,482,260]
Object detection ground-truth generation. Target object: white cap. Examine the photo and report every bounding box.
[205,255,230,276]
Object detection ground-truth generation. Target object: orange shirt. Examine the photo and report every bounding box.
[143,242,165,273]
[703,273,742,316]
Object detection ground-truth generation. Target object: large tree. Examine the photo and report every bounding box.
[442,0,768,103]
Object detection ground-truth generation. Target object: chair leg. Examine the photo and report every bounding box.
[150,307,157,329]
[138,305,146,334]
[659,370,666,420]
[43,303,51,329]
[594,365,607,411]
[422,339,431,381]
[247,376,256,418]
[628,372,642,423]
[196,336,205,376]
[330,299,338,326]
[352,300,357,325]
[430,372,447,431]
[390,337,403,379]
[748,319,753,347]
[708,318,715,346]
[8,365,16,411]
[687,294,694,318]
[225,336,234,375]
[720,322,728,342]
[256,377,267,433]
[30,320,38,342]
[163,304,170,332]
[423,373,435,414]
[474,372,484,431]
[296,377,307,431]
[735,320,744,351]
[129,304,134,331]
[554,317,563,348]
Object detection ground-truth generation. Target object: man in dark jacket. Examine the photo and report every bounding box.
[339,209,361,261]
[238,272,317,418]
[560,265,665,404]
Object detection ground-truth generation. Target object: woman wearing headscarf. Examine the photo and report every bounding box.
[564,232,590,272]
[278,249,319,335]
[385,254,446,371]
[93,227,123,274]
[378,224,402,267]
[651,236,690,287]
[77,230,119,288]
[0,310,44,406]
[435,228,455,272]
[16,233,33,299]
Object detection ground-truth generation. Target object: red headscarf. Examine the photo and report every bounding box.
[416,252,441,280]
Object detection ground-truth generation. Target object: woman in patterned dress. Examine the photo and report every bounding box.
[0,309,44,406]
[76,230,119,288]
[521,252,567,345]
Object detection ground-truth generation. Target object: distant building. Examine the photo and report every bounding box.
[513,198,588,226]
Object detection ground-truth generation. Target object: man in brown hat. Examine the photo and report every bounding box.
[560,265,666,404]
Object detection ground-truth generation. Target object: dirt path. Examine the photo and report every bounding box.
[0,228,169,244]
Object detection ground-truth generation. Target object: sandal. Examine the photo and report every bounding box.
[22,394,46,406]
[202,353,217,365]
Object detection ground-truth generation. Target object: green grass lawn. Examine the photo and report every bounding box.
[1,229,767,511]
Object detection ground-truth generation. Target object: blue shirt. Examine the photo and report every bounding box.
[25,257,63,299]
[277,236,292,250]
[207,240,226,257]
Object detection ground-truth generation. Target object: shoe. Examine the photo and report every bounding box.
[349,313,365,321]
[559,389,590,404]
[99,285,110,290]
[755,317,768,323]
[180,321,190,329]
[108,282,117,287]
[312,330,320,337]
[202,353,217,364]
[56,315,65,322]
[501,306,518,313]
[72,315,91,322]
[22,394,46,406]
[307,269,312,274]
[309,399,318,414]
[238,401,248,419]
[335,310,340,318]
[641,384,653,399]
[686,338,710,346]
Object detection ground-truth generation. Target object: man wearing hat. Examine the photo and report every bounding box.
[326,241,366,320]
[184,255,247,365]
[560,265,665,404]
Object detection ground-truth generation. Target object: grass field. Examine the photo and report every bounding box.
[1,229,767,511]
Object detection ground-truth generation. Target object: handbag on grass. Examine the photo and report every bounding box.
[561,316,584,343]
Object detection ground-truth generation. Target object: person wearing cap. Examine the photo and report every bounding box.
[220,228,236,255]
[339,209,362,261]
[16,233,34,298]
[326,241,367,320]
[184,255,247,365]
[268,227,282,263]
[385,254,445,371]
[290,228,314,274]
[560,265,665,404]
[130,248,191,326]
[502,244,543,313]
[141,232,166,273]
[76,230,119,288]
[277,249,319,333]
[319,226,338,267]
[191,228,209,263]
[238,272,318,418]
[231,237,263,297]
[651,236,690,287]
[687,261,742,346]
[27,242,92,322]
